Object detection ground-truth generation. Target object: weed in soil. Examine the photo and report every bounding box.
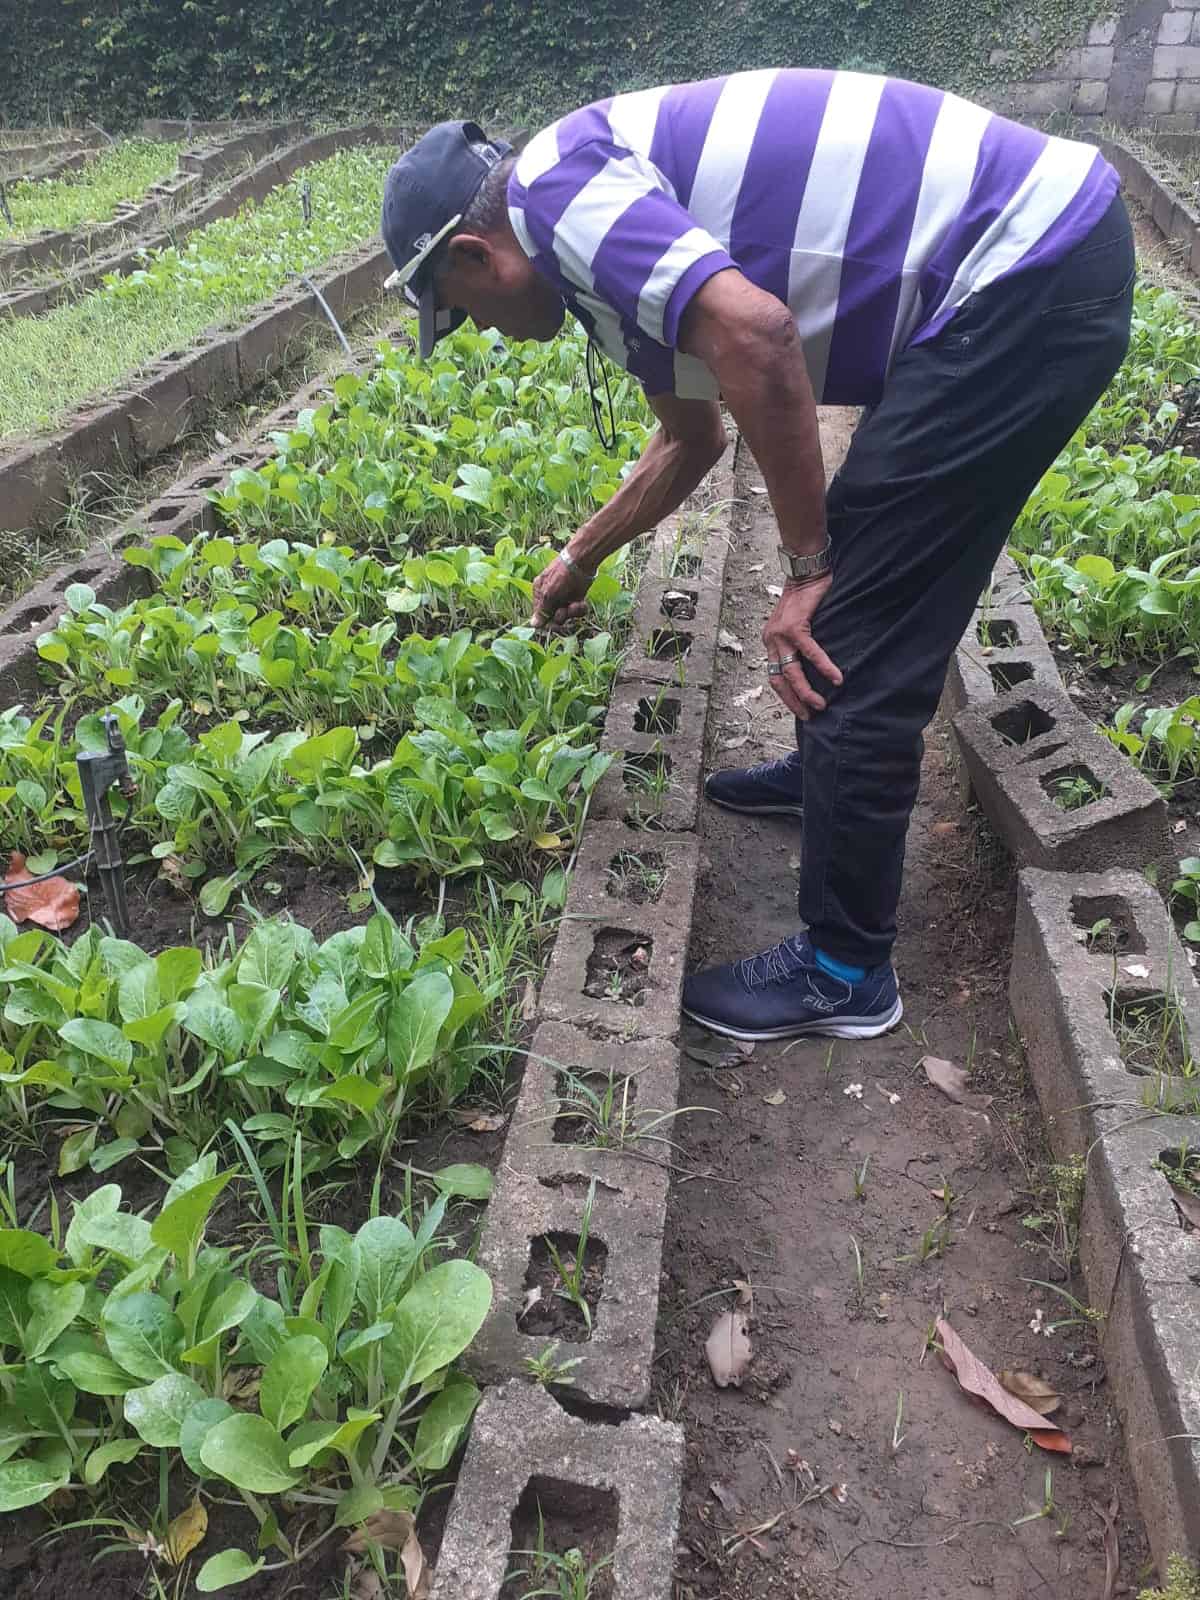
[522,1207,608,1343]
[606,848,667,904]
[633,690,680,735]
[553,1067,639,1146]
[1043,764,1110,811]
[503,1479,618,1600]
[1071,893,1145,954]
[583,928,652,1005]
[1105,986,1193,1075]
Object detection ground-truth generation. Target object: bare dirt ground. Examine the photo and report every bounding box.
[655,417,1155,1600]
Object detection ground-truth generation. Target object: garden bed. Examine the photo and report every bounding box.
[0,318,713,1596]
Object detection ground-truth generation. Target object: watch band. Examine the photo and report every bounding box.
[558,547,593,579]
[778,540,832,581]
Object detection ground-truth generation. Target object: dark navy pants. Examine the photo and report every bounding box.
[795,195,1135,968]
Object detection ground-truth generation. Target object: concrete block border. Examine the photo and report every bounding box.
[0,131,105,177]
[435,447,739,1584]
[431,1381,683,1600]
[1101,132,1200,276]
[1010,867,1200,1571]
[944,553,1172,876]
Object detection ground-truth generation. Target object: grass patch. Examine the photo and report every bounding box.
[1,137,182,239]
[0,144,391,440]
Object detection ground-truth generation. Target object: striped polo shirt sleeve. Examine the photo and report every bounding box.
[509,141,736,395]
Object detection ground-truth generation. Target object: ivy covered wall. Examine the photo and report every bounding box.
[0,0,1105,129]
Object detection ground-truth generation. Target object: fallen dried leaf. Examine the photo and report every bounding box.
[732,685,764,708]
[720,735,751,750]
[1168,1183,1200,1230]
[997,1370,1061,1416]
[343,1509,416,1555]
[717,628,744,656]
[762,1088,786,1106]
[936,1318,1071,1452]
[931,820,959,837]
[452,1109,506,1133]
[706,1306,752,1388]
[1123,962,1150,979]
[350,1563,386,1600]
[732,1278,754,1309]
[163,1496,207,1565]
[710,1481,740,1516]
[1095,1490,1120,1600]
[401,1525,432,1599]
[519,1286,542,1320]
[921,1055,993,1113]
[3,852,79,931]
[684,1041,745,1071]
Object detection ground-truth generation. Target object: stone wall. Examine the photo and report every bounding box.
[991,0,1200,131]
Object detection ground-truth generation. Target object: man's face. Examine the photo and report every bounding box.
[436,232,565,344]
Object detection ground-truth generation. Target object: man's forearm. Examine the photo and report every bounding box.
[565,424,724,571]
[720,334,827,558]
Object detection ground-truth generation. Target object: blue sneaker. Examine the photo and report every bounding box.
[681,934,903,1041]
[705,751,803,818]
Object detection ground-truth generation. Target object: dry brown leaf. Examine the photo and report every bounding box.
[1168,1184,1200,1231]
[717,628,744,656]
[518,1286,542,1320]
[937,1318,1071,1452]
[921,1055,993,1113]
[706,1306,752,1388]
[3,852,79,931]
[997,1370,1061,1416]
[931,820,959,837]
[343,1509,415,1555]
[401,1526,432,1599]
[350,1563,386,1600]
[762,1088,786,1107]
[452,1108,506,1133]
[1096,1490,1120,1600]
[163,1496,207,1565]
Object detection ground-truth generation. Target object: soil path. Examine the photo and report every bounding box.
[657,417,1153,1600]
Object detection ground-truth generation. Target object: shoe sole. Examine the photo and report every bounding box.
[681,996,904,1042]
[706,794,804,818]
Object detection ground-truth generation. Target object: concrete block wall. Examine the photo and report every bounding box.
[991,0,1200,133]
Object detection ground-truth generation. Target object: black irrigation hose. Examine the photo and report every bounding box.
[0,849,93,892]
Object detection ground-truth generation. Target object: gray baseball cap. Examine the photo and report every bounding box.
[381,120,512,357]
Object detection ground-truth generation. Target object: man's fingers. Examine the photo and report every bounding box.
[798,633,843,687]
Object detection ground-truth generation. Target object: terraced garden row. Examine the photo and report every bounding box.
[1008,281,1200,941]
[1,142,395,441]
[0,323,677,1595]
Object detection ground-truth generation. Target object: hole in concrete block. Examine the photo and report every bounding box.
[660,587,697,621]
[1071,894,1145,955]
[989,661,1035,694]
[4,604,51,634]
[622,748,671,797]
[190,473,222,489]
[147,502,186,524]
[71,567,102,584]
[1104,986,1191,1076]
[1042,763,1110,812]
[538,1173,622,1195]
[606,849,667,905]
[634,693,680,735]
[553,1065,639,1145]
[520,1231,609,1344]
[1154,1147,1200,1228]
[505,1477,618,1596]
[979,617,1020,648]
[646,626,692,661]
[583,928,652,1006]
[992,699,1055,745]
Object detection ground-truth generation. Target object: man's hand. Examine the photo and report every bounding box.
[763,575,843,720]
[530,555,592,629]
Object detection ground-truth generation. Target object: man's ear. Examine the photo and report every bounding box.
[444,232,494,277]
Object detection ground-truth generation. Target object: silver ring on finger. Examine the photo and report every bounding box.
[767,652,802,677]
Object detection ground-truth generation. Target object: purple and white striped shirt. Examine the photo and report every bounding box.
[507,70,1119,405]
